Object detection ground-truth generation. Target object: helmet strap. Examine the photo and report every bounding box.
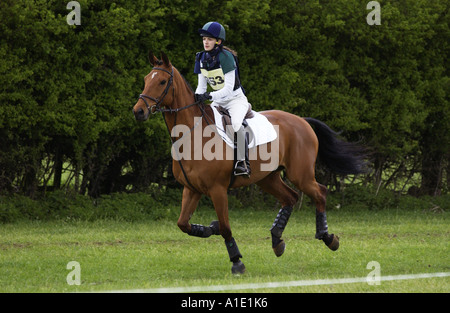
[214,40,223,50]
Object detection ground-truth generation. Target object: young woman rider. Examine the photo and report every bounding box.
[194,21,251,177]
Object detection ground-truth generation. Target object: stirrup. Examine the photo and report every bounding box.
[234,161,251,177]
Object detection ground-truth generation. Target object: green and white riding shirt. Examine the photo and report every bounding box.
[194,47,243,102]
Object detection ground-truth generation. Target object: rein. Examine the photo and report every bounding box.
[138,66,210,193]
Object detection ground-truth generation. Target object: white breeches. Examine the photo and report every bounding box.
[213,92,250,133]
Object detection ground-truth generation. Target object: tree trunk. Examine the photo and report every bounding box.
[420,152,443,196]
[53,147,63,189]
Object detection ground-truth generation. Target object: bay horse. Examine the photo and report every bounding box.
[133,52,366,274]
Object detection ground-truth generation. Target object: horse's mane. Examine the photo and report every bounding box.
[175,68,214,120]
[179,71,194,94]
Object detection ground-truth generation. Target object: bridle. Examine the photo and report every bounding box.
[137,66,210,194]
[138,66,199,114]
[138,67,174,114]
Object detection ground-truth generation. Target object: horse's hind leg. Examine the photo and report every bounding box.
[287,169,340,251]
[257,171,299,257]
[309,182,339,250]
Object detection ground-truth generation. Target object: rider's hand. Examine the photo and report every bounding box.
[195,92,212,103]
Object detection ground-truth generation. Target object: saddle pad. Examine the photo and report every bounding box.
[211,104,278,148]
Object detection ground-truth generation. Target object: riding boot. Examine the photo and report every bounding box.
[234,130,251,177]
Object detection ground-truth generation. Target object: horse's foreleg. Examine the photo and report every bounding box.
[177,187,202,235]
[210,187,245,274]
[189,220,220,238]
[177,187,220,238]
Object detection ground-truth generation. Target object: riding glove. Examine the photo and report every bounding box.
[195,92,211,103]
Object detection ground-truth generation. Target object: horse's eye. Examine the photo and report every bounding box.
[160,80,166,85]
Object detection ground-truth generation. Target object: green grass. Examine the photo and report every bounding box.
[0,206,448,293]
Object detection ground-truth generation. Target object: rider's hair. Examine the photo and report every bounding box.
[223,46,237,57]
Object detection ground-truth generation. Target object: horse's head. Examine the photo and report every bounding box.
[133,51,174,121]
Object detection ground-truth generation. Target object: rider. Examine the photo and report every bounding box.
[194,21,251,177]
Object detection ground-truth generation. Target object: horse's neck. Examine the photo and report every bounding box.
[163,73,199,133]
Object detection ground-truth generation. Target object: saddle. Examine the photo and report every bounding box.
[216,104,255,136]
[210,103,277,150]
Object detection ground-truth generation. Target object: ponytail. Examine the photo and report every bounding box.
[223,46,238,57]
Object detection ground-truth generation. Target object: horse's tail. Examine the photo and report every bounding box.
[304,117,368,175]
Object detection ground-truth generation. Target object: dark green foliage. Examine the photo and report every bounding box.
[0,186,447,223]
[326,184,449,212]
[0,0,448,197]
[0,189,181,223]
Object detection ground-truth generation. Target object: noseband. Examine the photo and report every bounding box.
[138,67,200,114]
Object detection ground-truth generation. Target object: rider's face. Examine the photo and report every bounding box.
[203,37,221,51]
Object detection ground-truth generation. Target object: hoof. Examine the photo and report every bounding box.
[231,260,246,275]
[273,239,285,257]
[324,234,339,251]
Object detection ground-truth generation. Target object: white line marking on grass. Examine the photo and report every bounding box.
[102,272,450,293]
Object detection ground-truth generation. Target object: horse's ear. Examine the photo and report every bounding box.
[160,51,171,67]
[148,50,158,66]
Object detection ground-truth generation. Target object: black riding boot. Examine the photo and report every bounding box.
[234,130,251,177]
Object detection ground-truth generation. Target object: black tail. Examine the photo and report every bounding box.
[304,118,368,175]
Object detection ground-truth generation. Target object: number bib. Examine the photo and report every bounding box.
[200,68,225,90]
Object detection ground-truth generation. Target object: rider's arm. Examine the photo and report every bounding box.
[195,74,207,94]
[210,70,235,101]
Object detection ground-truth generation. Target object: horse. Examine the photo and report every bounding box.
[133,51,367,274]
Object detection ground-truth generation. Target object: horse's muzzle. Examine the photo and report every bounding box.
[133,107,148,121]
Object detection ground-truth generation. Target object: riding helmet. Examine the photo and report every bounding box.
[198,21,226,41]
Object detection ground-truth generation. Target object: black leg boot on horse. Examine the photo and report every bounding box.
[187,219,245,274]
[315,209,339,251]
[225,237,245,274]
[270,206,293,257]
[313,183,339,251]
[188,221,220,238]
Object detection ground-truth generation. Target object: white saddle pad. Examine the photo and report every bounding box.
[211,104,278,148]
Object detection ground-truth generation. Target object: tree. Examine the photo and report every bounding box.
[1,0,448,197]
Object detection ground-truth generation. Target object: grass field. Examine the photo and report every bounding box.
[0,205,448,293]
